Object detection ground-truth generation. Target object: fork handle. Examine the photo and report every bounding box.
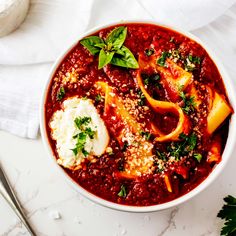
[0,163,37,236]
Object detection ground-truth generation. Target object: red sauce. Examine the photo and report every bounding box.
[45,23,231,206]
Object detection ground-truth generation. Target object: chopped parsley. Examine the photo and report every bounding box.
[74,116,91,129]
[188,55,201,64]
[56,87,65,101]
[156,150,167,161]
[118,185,127,197]
[95,94,103,102]
[144,48,155,56]
[179,91,196,114]
[137,89,145,106]
[72,116,96,157]
[167,133,197,160]
[84,127,96,139]
[170,49,181,61]
[179,133,197,151]
[184,55,201,71]
[218,195,236,236]
[193,153,202,163]
[71,132,88,156]
[157,51,171,67]
[142,73,160,88]
[140,130,152,140]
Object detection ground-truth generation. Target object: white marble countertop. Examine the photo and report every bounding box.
[0,130,235,236]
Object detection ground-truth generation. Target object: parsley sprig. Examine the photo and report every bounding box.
[56,87,65,101]
[118,185,127,197]
[218,195,236,236]
[137,89,146,106]
[71,116,96,157]
[142,73,161,88]
[167,133,201,162]
[140,130,152,140]
[157,51,171,67]
[184,54,201,71]
[144,48,155,56]
[80,26,139,69]
[179,90,196,114]
[95,94,103,102]
[74,117,91,129]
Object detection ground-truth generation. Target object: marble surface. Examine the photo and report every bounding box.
[0,131,235,236]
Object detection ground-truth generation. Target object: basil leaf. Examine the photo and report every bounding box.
[80,36,104,55]
[116,48,126,56]
[98,49,115,69]
[94,43,106,49]
[106,26,127,50]
[111,46,139,69]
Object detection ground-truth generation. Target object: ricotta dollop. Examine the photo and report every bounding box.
[50,97,109,169]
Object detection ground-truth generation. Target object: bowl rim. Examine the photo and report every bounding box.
[40,19,236,213]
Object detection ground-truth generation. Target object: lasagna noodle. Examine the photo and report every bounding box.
[95,81,154,176]
[139,55,193,99]
[207,88,232,134]
[136,71,189,142]
[157,58,193,92]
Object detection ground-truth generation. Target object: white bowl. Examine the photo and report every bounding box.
[40,20,236,212]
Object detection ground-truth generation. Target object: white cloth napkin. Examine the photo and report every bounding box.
[0,0,236,139]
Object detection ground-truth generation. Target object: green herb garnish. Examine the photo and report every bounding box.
[118,185,127,197]
[137,90,145,106]
[71,132,87,156]
[193,153,202,163]
[179,133,197,151]
[74,116,92,129]
[80,26,139,69]
[157,51,171,67]
[56,87,65,101]
[142,73,160,88]
[184,55,201,71]
[218,195,236,236]
[140,130,151,140]
[144,48,154,56]
[167,133,197,160]
[95,94,103,102]
[72,116,96,157]
[179,91,196,114]
[188,55,201,64]
[84,127,96,139]
[156,150,167,161]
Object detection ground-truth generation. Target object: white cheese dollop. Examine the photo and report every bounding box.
[50,97,109,169]
[0,0,30,37]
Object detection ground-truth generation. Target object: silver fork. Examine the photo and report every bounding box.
[0,162,37,236]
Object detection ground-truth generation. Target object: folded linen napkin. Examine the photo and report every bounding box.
[0,0,235,138]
